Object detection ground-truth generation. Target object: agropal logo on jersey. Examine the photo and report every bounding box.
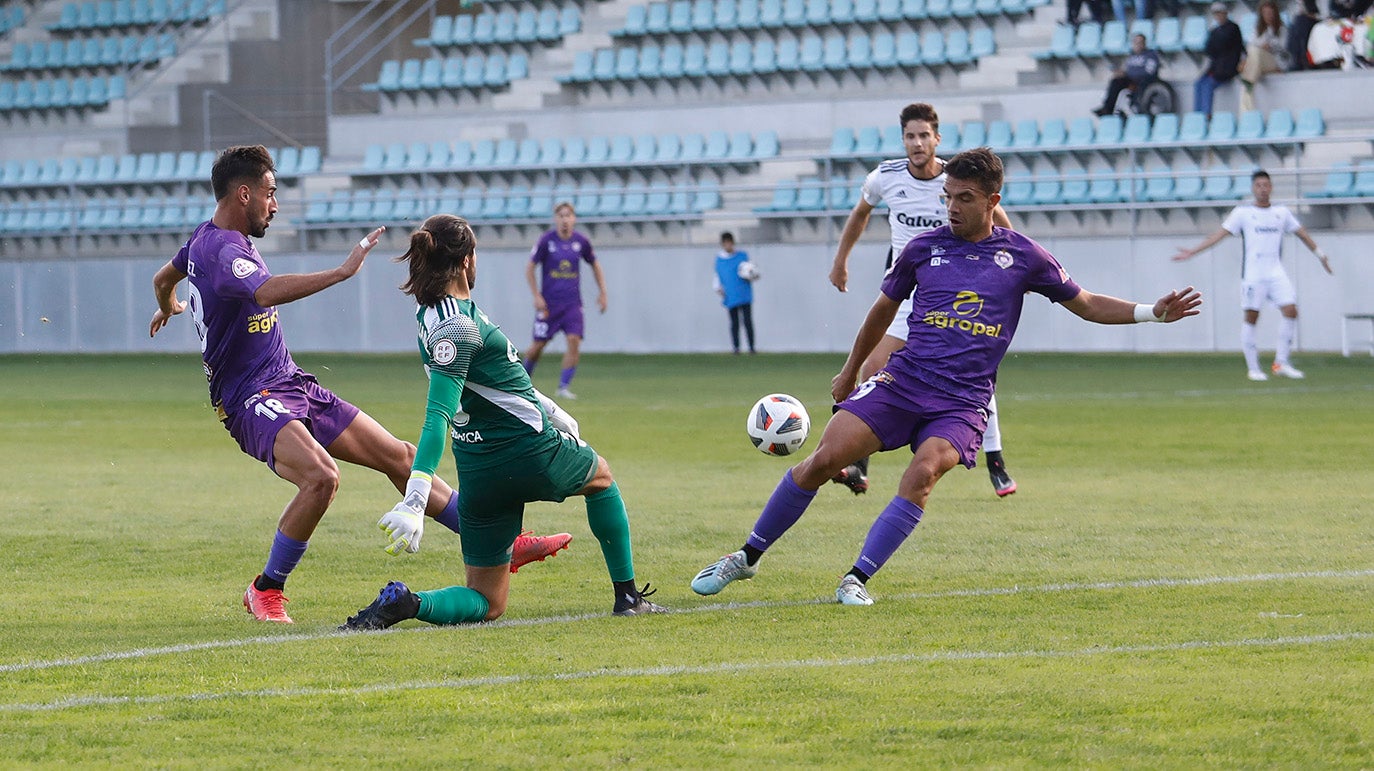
[921,290,1002,339]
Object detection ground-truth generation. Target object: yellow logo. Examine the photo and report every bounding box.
[921,290,1001,339]
[246,309,279,334]
[952,291,984,317]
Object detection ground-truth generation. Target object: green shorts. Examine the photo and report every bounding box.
[456,429,599,568]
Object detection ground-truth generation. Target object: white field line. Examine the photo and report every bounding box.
[3,631,1371,714]
[2,568,1370,676]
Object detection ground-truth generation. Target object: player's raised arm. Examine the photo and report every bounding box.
[1062,286,1202,324]
[253,226,385,307]
[1173,228,1230,261]
[149,260,188,337]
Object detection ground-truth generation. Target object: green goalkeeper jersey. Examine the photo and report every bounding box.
[412,296,552,475]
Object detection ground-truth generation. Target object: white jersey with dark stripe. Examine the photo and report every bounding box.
[861,157,949,255]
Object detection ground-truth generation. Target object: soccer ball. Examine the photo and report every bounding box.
[737,261,760,281]
[746,393,810,456]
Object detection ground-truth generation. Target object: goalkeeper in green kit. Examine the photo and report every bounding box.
[342,213,665,630]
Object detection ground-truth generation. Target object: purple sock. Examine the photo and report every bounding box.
[523,359,536,375]
[262,530,308,584]
[434,490,461,534]
[745,469,818,553]
[559,366,576,389]
[854,497,924,577]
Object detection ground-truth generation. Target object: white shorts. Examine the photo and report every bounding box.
[885,294,915,339]
[1240,274,1296,311]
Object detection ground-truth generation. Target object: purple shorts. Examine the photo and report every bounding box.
[219,370,360,472]
[533,303,585,342]
[837,372,988,468]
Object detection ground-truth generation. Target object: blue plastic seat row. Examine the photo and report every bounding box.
[354,131,779,176]
[614,0,1029,38]
[1306,160,1374,199]
[756,176,859,213]
[415,7,581,49]
[564,27,994,84]
[303,181,723,226]
[0,146,318,189]
[0,74,126,111]
[0,195,217,236]
[1035,15,1208,61]
[2,33,176,72]
[361,53,530,93]
[46,0,223,31]
[0,6,27,36]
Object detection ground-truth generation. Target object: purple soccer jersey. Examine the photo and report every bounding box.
[879,225,1082,408]
[171,220,297,410]
[530,229,596,311]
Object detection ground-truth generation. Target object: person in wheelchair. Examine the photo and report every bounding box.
[1094,33,1162,116]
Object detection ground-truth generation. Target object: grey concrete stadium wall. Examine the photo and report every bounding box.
[0,229,1366,356]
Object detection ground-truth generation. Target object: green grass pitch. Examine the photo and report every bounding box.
[1,352,1371,766]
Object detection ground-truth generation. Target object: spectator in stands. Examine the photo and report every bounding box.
[1240,0,1291,111]
[1112,0,1152,23]
[713,232,757,355]
[1194,2,1245,117]
[522,201,607,400]
[1285,0,1321,71]
[1066,0,1107,27]
[1094,33,1162,116]
[1330,0,1373,19]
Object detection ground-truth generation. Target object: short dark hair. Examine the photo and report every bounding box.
[210,145,274,200]
[899,103,940,135]
[396,214,478,307]
[944,147,1004,196]
[1251,169,1271,182]
[720,231,734,242]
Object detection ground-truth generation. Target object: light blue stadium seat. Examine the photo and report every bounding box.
[1265,108,1294,140]
[655,133,681,162]
[493,10,518,44]
[799,34,825,71]
[361,143,385,171]
[564,50,594,83]
[592,48,616,81]
[1011,118,1039,150]
[472,13,496,44]
[1060,170,1090,203]
[392,190,423,222]
[1235,110,1264,141]
[872,30,897,67]
[986,119,1012,150]
[729,40,753,74]
[895,30,920,65]
[693,179,722,211]
[638,43,663,79]
[854,0,879,20]
[417,15,452,46]
[615,47,640,80]
[705,130,731,159]
[1174,162,1204,200]
[706,40,731,76]
[876,0,902,19]
[1180,16,1207,51]
[794,178,826,209]
[1205,111,1235,142]
[715,0,740,28]
[754,130,780,158]
[134,152,158,181]
[364,60,399,92]
[423,141,452,170]
[1122,113,1150,144]
[296,147,320,175]
[682,41,707,77]
[1031,176,1061,205]
[1039,118,1067,149]
[420,57,443,90]
[727,131,753,159]
[559,5,582,35]
[805,0,829,25]
[1074,22,1103,58]
[1353,160,1374,196]
[1154,15,1181,52]
[1201,164,1234,199]
[1037,25,1074,59]
[950,0,976,16]
[585,136,611,164]
[830,127,857,155]
[758,0,783,26]
[1148,113,1178,143]
[537,138,562,166]
[970,27,995,59]
[845,34,871,69]
[925,0,950,18]
[1088,172,1121,203]
[621,186,649,216]
[493,138,519,166]
[397,59,423,91]
[1093,113,1123,145]
[782,0,807,26]
[472,138,497,166]
[875,124,898,154]
[55,157,81,184]
[153,151,177,180]
[737,0,761,27]
[515,9,539,41]
[945,28,971,65]
[609,135,634,163]
[1143,165,1175,202]
[441,56,464,88]
[1001,178,1033,206]
[403,142,430,171]
[632,134,656,163]
[832,0,856,23]
[561,137,586,165]
[369,189,396,221]
[919,29,945,65]
[1102,20,1128,55]
[749,38,776,72]
[960,120,986,149]
[1311,162,1353,198]
[480,188,509,219]
[669,0,693,32]
[1294,107,1324,138]
[827,177,856,209]
[938,122,960,153]
[450,140,474,167]
[516,138,541,166]
[1177,111,1207,143]
[534,7,558,40]
[680,133,705,161]
[854,125,882,155]
[645,1,670,32]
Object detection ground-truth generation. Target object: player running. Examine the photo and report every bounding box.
[149,145,569,624]
[693,148,1201,606]
[343,213,664,630]
[828,103,1018,498]
[522,201,607,400]
[1173,169,1333,380]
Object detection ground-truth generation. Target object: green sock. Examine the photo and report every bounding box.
[586,482,635,583]
[415,586,490,625]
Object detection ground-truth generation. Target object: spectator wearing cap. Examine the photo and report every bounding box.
[1194,1,1245,117]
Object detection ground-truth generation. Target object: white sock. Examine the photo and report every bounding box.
[1276,317,1297,366]
[1241,323,1261,373]
[983,394,1002,453]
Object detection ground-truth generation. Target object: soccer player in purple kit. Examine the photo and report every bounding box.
[523,201,607,400]
[692,148,1202,606]
[149,145,569,623]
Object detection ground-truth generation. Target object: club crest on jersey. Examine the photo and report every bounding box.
[231,257,257,279]
[432,339,457,365]
[993,250,1013,269]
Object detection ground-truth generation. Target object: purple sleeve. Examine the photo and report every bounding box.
[879,237,922,302]
[1024,240,1081,304]
[580,233,596,264]
[529,233,547,264]
[170,242,190,273]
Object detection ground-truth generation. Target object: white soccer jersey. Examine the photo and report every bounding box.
[861,157,948,255]
[1220,203,1303,282]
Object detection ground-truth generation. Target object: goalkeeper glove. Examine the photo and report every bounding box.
[379,472,432,555]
